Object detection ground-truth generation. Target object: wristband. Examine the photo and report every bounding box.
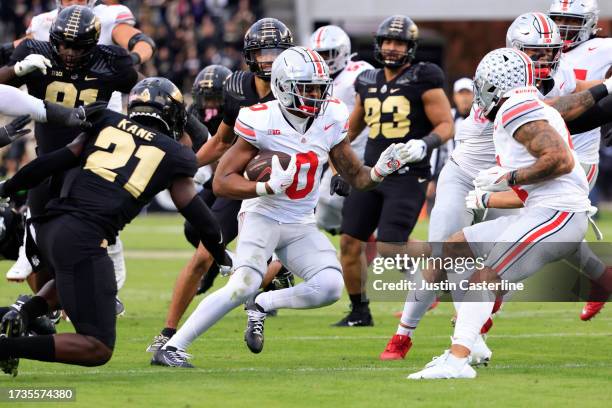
[370,167,384,183]
[256,182,270,196]
[422,132,443,152]
[588,84,609,102]
[482,192,491,208]
[508,170,518,186]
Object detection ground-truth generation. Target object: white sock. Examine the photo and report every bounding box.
[165,267,262,351]
[396,270,436,335]
[255,269,343,311]
[108,236,127,290]
[452,301,494,351]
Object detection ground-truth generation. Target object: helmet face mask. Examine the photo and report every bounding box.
[49,5,100,71]
[272,47,333,118]
[192,65,231,120]
[128,77,187,140]
[309,25,351,75]
[374,15,419,68]
[243,18,294,80]
[548,0,599,49]
[519,45,561,80]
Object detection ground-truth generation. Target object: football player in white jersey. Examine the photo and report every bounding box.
[408,48,603,380]
[309,25,374,235]
[549,0,612,320]
[151,47,411,367]
[380,12,611,363]
[4,0,156,311]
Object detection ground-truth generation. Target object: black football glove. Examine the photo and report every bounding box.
[330,174,351,197]
[0,115,31,147]
[44,102,92,130]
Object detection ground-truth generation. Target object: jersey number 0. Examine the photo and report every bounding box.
[84,127,166,198]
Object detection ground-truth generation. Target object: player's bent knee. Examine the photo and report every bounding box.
[226,266,263,302]
[340,234,361,256]
[442,231,473,259]
[82,335,114,367]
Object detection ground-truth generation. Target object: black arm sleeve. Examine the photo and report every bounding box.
[0,42,14,67]
[566,93,612,136]
[185,111,210,153]
[179,194,227,265]
[1,147,80,196]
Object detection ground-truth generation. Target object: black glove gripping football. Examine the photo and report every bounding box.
[0,115,31,147]
[330,174,351,197]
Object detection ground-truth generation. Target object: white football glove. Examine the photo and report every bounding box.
[193,165,213,185]
[403,139,427,163]
[267,154,297,194]
[465,188,490,210]
[372,143,410,181]
[474,166,512,192]
[14,54,52,77]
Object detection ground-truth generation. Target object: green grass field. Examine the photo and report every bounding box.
[0,212,611,407]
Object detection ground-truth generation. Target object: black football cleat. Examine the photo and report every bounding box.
[244,301,267,354]
[0,307,28,377]
[151,347,194,368]
[30,315,56,336]
[146,333,172,353]
[272,266,295,290]
[115,297,125,316]
[332,302,374,327]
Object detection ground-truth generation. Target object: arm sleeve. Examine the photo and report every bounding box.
[1,147,80,196]
[500,99,546,137]
[172,146,199,178]
[566,93,612,135]
[222,92,241,127]
[184,108,209,152]
[0,85,46,122]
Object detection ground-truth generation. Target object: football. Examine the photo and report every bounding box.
[244,150,292,182]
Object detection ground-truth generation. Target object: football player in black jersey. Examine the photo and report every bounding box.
[0,5,139,293]
[145,19,295,353]
[0,77,231,375]
[334,15,454,326]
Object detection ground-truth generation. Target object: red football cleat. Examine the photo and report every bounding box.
[380,334,412,360]
[580,302,605,321]
[427,298,440,311]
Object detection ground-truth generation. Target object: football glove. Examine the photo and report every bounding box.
[474,166,512,192]
[403,139,427,163]
[193,165,213,186]
[465,188,490,210]
[330,174,351,197]
[266,154,297,195]
[0,115,31,147]
[14,54,52,76]
[371,143,410,182]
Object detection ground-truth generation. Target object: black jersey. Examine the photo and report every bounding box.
[187,104,223,136]
[355,62,445,176]
[222,71,275,127]
[9,39,138,154]
[45,109,197,239]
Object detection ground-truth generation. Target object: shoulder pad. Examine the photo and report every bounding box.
[89,45,132,74]
[224,71,250,102]
[23,39,54,58]
[326,98,349,123]
[236,101,273,131]
[355,69,380,86]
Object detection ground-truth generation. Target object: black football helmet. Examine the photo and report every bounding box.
[127,77,186,140]
[243,18,293,80]
[49,5,100,71]
[374,15,419,68]
[192,65,232,114]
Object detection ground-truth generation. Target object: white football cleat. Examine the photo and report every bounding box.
[6,247,33,282]
[408,351,476,380]
[469,335,492,366]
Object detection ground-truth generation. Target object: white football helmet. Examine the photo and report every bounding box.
[473,48,536,116]
[506,12,562,80]
[56,0,97,9]
[309,25,351,75]
[548,0,599,48]
[271,46,333,118]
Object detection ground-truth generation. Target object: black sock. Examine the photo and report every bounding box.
[22,296,49,322]
[0,334,55,362]
[349,293,368,308]
[161,327,176,338]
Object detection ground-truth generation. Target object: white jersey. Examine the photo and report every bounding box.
[26,5,135,113]
[561,37,612,164]
[493,87,590,212]
[332,60,373,159]
[235,100,349,224]
[451,64,575,179]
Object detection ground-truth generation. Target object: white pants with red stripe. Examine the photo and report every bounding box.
[464,207,588,282]
[581,162,599,192]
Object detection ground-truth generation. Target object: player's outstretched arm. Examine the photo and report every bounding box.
[512,120,574,185]
[169,177,229,268]
[329,137,377,190]
[196,121,236,166]
[0,133,86,198]
[212,137,262,199]
[112,25,156,65]
[547,79,612,121]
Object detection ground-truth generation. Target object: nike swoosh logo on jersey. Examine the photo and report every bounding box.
[85,76,97,81]
[418,177,428,183]
[390,88,400,94]
[588,47,598,51]
[559,81,566,90]
[324,123,334,131]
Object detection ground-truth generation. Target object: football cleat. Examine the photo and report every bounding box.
[244,301,267,354]
[30,315,56,336]
[219,250,235,277]
[408,350,476,380]
[272,266,295,290]
[380,334,412,360]
[0,306,28,377]
[332,302,374,327]
[151,347,194,368]
[5,251,33,282]
[469,335,492,367]
[580,302,605,321]
[146,333,172,353]
[115,297,125,317]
